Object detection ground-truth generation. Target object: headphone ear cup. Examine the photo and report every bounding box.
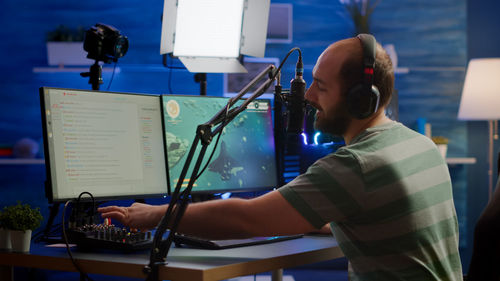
[347,85,380,119]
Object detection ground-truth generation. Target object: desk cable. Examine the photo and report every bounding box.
[61,192,96,281]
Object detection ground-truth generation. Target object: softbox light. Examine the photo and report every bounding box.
[160,0,270,73]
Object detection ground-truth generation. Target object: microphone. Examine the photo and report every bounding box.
[287,54,306,135]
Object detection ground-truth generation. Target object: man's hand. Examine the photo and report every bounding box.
[98,202,166,231]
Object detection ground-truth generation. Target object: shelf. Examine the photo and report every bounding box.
[32,64,172,73]
[446,157,476,165]
[33,66,121,73]
[394,66,465,74]
[0,159,45,165]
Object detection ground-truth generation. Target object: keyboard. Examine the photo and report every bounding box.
[66,224,153,252]
[173,233,304,250]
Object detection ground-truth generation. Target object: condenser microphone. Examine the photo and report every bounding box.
[287,55,306,135]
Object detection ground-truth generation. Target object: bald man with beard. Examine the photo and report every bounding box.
[100,35,463,281]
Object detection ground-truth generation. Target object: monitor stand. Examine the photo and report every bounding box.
[38,202,61,243]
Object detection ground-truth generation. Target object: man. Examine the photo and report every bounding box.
[99,35,463,280]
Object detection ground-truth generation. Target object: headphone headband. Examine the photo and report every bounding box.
[357,34,376,68]
[357,34,376,89]
[346,33,380,119]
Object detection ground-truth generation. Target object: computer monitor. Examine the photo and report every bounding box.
[40,87,168,202]
[223,57,280,100]
[162,94,278,195]
[267,3,293,44]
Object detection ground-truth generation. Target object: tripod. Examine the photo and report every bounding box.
[80,61,103,90]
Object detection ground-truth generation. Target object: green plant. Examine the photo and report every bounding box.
[431,136,449,145]
[1,202,43,231]
[46,25,86,42]
[340,0,380,35]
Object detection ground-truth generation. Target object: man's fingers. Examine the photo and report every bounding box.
[98,206,124,214]
[100,211,123,220]
[100,209,128,224]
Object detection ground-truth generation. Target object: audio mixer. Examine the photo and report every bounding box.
[67,223,153,252]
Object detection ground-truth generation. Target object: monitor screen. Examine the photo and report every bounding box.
[223,57,279,99]
[40,87,168,202]
[162,95,277,194]
[267,3,293,44]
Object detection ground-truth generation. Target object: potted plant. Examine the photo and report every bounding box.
[431,136,449,159]
[339,0,380,35]
[2,202,43,252]
[339,0,398,68]
[46,25,91,66]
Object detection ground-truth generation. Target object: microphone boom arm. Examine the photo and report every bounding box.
[145,65,276,281]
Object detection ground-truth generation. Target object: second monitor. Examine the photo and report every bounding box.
[162,95,278,195]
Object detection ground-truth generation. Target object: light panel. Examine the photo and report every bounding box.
[173,0,245,58]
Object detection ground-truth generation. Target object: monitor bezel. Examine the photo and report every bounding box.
[161,94,279,196]
[40,87,170,203]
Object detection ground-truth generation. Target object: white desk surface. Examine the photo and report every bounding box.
[0,235,344,281]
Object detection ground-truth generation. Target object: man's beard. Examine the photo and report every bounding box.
[314,101,351,136]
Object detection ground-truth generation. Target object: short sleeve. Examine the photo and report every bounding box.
[278,150,365,228]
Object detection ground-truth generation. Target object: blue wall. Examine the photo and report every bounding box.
[0,0,478,272]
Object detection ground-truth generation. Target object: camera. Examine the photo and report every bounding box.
[83,23,128,64]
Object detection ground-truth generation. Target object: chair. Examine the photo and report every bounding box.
[466,166,500,280]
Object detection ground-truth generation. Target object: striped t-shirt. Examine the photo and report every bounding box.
[279,121,462,281]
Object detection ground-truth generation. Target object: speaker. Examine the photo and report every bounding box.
[346,33,380,119]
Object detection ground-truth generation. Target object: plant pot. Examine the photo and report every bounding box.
[46,41,92,66]
[437,144,448,159]
[0,228,11,251]
[10,229,31,253]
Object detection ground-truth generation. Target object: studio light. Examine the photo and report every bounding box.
[160,0,270,73]
[173,0,244,58]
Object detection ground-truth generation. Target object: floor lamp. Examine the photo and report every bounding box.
[458,58,500,200]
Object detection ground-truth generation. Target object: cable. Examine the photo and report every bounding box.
[273,47,302,82]
[164,54,184,70]
[194,102,230,180]
[164,55,184,95]
[168,62,174,94]
[106,61,118,91]
[62,199,95,281]
[77,192,96,217]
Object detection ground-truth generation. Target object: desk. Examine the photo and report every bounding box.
[0,235,343,281]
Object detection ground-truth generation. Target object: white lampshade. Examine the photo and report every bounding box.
[458,58,500,120]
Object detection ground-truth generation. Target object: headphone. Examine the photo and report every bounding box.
[346,33,380,119]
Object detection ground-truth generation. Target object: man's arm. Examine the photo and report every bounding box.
[98,190,318,239]
[178,190,318,239]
